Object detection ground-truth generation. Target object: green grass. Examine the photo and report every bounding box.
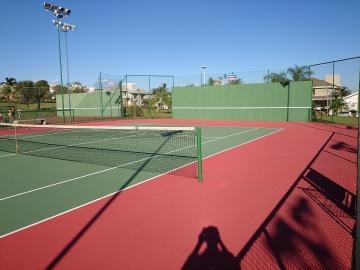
[0,102,56,111]
[315,115,358,126]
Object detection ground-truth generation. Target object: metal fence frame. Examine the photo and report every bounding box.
[308,56,360,269]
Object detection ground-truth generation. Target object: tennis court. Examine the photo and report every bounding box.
[0,118,356,269]
[0,121,279,236]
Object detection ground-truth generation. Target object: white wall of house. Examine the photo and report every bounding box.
[344,92,358,111]
[313,87,333,100]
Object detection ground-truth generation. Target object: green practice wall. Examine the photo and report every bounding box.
[172,81,312,121]
[56,91,122,117]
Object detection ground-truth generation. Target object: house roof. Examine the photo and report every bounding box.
[344,92,358,100]
[311,77,337,87]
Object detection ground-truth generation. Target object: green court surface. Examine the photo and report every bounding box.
[0,125,280,237]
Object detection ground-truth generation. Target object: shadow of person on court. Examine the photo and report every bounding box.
[182,226,239,270]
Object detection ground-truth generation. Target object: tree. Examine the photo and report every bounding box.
[330,93,346,116]
[338,87,351,98]
[263,72,290,86]
[153,83,172,109]
[1,85,13,104]
[15,81,34,109]
[53,85,69,95]
[287,65,313,81]
[1,77,17,87]
[34,80,50,109]
[329,87,350,115]
[1,77,17,104]
[71,81,88,93]
[208,77,215,86]
[151,83,172,110]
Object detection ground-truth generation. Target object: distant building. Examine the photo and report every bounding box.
[122,83,151,107]
[324,74,341,86]
[311,77,345,107]
[344,92,358,112]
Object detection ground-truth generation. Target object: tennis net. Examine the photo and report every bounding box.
[0,123,203,181]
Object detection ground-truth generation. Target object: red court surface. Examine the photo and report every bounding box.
[0,119,356,269]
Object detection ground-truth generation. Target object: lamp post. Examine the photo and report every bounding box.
[202,65,207,86]
[60,23,76,120]
[43,2,71,123]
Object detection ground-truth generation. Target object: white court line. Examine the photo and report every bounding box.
[0,127,283,238]
[0,153,17,158]
[0,127,259,201]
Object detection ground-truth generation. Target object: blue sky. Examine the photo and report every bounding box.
[0,0,359,86]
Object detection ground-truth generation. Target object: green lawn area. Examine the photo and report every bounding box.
[0,102,56,111]
[315,115,358,126]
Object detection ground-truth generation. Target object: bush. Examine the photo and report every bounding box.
[125,106,144,117]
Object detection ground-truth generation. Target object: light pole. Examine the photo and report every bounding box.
[202,65,207,86]
[60,22,75,121]
[44,2,71,123]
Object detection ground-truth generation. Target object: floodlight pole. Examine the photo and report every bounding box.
[63,29,73,120]
[44,2,72,124]
[56,18,66,123]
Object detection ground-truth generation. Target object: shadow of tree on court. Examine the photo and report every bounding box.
[330,141,357,153]
[236,192,350,269]
[235,128,356,269]
[182,226,239,270]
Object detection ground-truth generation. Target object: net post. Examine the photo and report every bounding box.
[195,127,203,182]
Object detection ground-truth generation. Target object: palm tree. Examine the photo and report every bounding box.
[263,72,289,86]
[208,77,215,86]
[1,77,17,104]
[330,94,346,116]
[1,85,13,104]
[1,77,17,87]
[287,65,313,81]
[337,87,351,98]
[152,83,172,110]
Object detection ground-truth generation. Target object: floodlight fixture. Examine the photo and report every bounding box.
[44,2,52,9]
[52,19,63,26]
[64,8,71,16]
[61,23,76,32]
[44,2,71,18]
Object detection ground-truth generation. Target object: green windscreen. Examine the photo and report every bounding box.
[172,81,312,122]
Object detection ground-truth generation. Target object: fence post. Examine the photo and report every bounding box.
[356,61,360,270]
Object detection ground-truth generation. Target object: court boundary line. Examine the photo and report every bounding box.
[0,127,283,239]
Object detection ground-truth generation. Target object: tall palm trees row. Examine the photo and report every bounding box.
[263,65,313,86]
[205,65,313,87]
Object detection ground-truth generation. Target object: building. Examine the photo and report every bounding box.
[122,83,151,107]
[311,77,345,108]
[343,92,358,112]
